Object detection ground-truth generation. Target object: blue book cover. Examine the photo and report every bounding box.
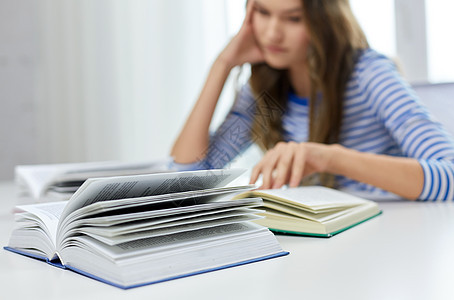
[5,168,289,289]
[4,246,289,289]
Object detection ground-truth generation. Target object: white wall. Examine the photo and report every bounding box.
[0,0,39,180]
[33,0,230,164]
[0,0,243,180]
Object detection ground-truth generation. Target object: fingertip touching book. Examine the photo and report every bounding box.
[5,168,288,289]
[232,186,382,237]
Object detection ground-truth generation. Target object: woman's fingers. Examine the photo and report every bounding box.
[260,149,280,189]
[250,160,267,186]
[289,145,305,187]
[244,0,255,26]
[250,142,332,189]
[251,142,303,189]
[250,147,279,189]
[219,0,263,68]
[272,143,297,188]
[250,142,329,189]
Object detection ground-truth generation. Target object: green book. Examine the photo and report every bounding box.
[233,186,382,237]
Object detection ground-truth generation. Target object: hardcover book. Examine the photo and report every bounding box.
[5,168,288,289]
[233,186,382,237]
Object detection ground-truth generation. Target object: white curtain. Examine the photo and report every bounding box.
[35,0,242,164]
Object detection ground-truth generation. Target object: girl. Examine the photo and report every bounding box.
[171,0,454,201]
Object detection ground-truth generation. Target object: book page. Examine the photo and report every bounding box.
[83,215,262,245]
[57,198,262,246]
[263,201,353,222]
[65,222,265,261]
[71,205,261,229]
[15,164,71,200]
[244,186,369,211]
[16,201,67,248]
[60,169,246,222]
[58,185,255,238]
[63,184,255,225]
[15,159,171,200]
[80,207,263,236]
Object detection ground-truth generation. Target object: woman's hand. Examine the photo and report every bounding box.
[249,142,336,189]
[218,0,264,69]
[249,141,424,199]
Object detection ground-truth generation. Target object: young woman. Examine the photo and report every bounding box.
[171,0,454,201]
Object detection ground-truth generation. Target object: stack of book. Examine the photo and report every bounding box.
[7,162,382,289]
[5,168,288,289]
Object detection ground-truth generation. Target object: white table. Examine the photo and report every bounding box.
[1,181,454,300]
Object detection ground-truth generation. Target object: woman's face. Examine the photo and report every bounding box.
[252,0,310,70]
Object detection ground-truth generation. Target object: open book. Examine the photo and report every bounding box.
[5,169,288,289]
[233,186,382,237]
[15,159,172,202]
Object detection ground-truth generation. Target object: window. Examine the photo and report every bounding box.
[351,0,396,58]
[426,0,454,82]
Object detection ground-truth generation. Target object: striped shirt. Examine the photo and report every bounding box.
[175,49,454,201]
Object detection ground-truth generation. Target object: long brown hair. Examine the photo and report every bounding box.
[249,0,368,185]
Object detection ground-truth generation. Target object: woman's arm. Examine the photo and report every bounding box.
[330,145,424,199]
[358,52,454,200]
[171,0,264,164]
[249,142,424,200]
[171,60,232,163]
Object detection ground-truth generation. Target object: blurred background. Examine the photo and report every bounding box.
[1,0,453,180]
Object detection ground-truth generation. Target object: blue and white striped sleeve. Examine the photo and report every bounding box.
[171,83,256,171]
[359,53,454,201]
